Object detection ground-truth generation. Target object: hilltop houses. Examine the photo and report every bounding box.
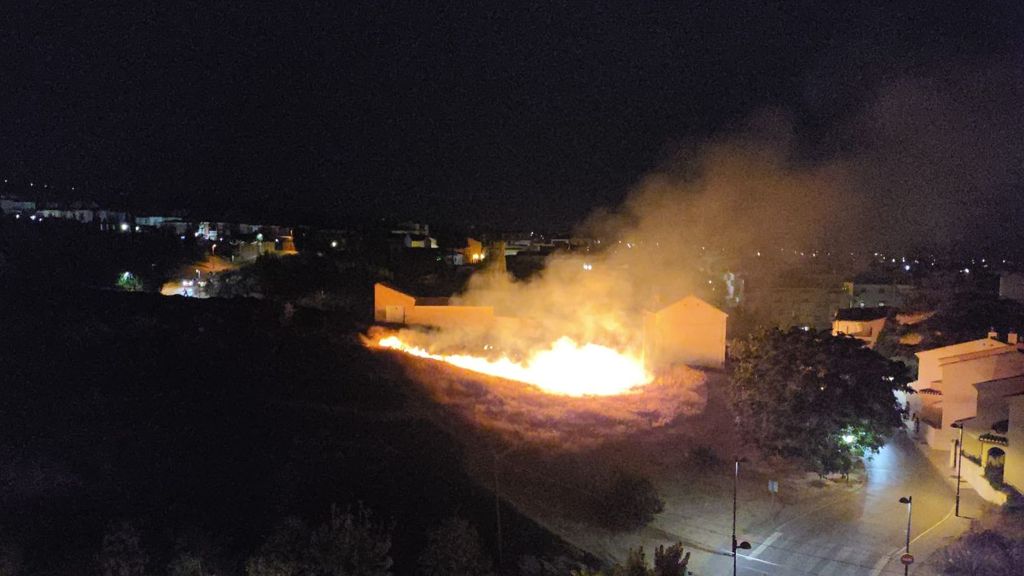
[832,307,893,349]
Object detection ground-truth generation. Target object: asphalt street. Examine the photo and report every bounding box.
[697,433,982,576]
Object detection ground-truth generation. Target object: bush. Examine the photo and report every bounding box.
[418,518,491,576]
[689,445,718,468]
[593,471,664,531]
[941,530,1024,575]
[246,504,393,576]
[984,465,1005,490]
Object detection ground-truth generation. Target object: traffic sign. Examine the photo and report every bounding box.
[900,553,914,565]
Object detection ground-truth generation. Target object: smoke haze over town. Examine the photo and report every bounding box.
[3,2,1022,256]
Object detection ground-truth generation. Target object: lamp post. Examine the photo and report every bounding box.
[899,496,913,576]
[732,457,751,576]
[952,422,964,517]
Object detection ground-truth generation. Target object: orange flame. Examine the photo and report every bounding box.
[377,335,652,397]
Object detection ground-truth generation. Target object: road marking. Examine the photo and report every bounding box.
[750,531,782,558]
[736,553,780,567]
[911,505,955,545]
[869,547,902,576]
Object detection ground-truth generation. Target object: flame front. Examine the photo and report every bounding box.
[378,335,652,397]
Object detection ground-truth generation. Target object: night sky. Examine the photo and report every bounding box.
[2,2,1022,240]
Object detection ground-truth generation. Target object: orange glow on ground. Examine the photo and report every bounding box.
[377,335,651,397]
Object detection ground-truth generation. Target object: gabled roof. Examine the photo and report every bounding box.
[651,295,728,318]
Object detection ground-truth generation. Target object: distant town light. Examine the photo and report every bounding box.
[904,264,911,271]
[120,222,130,232]
[29,214,36,221]
[331,240,338,248]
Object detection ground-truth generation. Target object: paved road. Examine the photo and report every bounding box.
[696,433,981,576]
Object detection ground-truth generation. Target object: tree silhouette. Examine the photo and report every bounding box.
[730,328,910,474]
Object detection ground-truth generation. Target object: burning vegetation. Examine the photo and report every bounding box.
[377,333,650,397]
[366,327,706,448]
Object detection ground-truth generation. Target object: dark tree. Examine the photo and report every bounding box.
[418,518,491,576]
[652,544,690,576]
[98,521,148,576]
[247,504,393,576]
[730,328,911,474]
[594,472,664,531]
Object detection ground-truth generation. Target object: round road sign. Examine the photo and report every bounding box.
[900,553,914,565]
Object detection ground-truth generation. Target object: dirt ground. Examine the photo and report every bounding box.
[418,368,870,569]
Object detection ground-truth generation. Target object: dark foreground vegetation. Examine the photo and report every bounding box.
[0,288,593,575]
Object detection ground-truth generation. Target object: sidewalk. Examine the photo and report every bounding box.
[898,424,991,575]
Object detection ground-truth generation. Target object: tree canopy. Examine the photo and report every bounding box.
[729,328,911,474]
[417,518,491,576]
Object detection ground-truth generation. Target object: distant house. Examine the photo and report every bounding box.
[643,296,727,371]
[389,222,438,249]
[832,307,892,349]
[742,272,848,330]
[462,238,485,263]
[843,276,916,308]
[0,196,35,214]
[908,333,1024,451]
[373,283,495,328]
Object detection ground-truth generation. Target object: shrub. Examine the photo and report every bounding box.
[689,445,717,468]
[941,530,1024,575]
[594,471,664,531]
[418,518,491,576]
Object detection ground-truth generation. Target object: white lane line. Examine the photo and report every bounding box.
[911,505,955,545]
[736,553,781,567]
[750,531,783,558]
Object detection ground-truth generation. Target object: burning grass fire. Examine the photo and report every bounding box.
[367,327,707,448]
[377,334,650,397]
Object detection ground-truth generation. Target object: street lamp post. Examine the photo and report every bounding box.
[732,457,751,576]
[899,496,913,576]
[952,422,965,517]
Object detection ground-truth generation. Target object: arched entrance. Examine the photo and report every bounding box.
[985,446,1006,487]
[986,446,1006,468]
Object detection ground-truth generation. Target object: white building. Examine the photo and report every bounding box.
[908,333,1024,450]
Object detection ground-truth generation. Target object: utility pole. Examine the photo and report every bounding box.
[953,422,964,517]
[899,496,913,576]
[732,457,751,576]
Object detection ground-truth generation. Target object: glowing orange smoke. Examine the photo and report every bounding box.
[377,335,652,397]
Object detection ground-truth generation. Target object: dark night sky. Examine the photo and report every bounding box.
[2,2,1022,240]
